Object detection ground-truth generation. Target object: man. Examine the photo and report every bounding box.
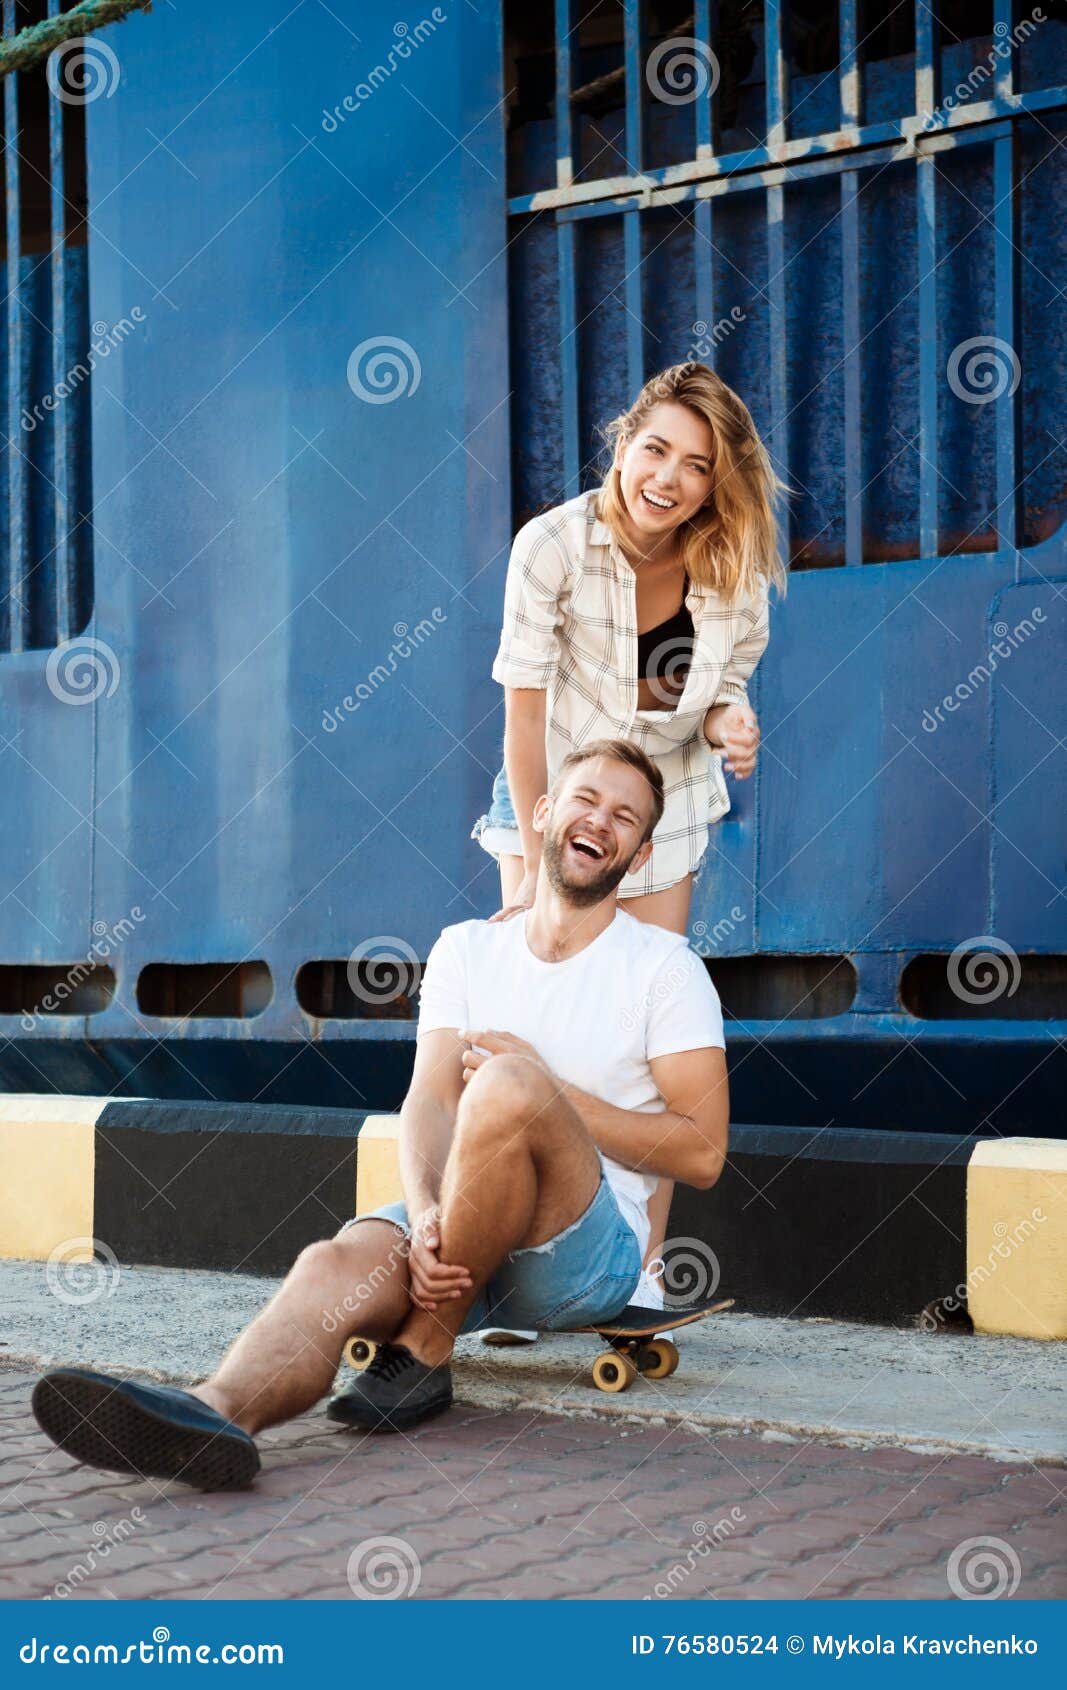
[32,738,729,1490]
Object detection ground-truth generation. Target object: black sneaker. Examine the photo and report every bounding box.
[32,1369,260,1491]
[326,1343,452,1433]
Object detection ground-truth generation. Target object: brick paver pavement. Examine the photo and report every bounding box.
[2,1367,1064,1601]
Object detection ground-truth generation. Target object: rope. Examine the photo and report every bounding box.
[0,0,152,79]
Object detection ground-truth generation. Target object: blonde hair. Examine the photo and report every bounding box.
[595,361,790,603]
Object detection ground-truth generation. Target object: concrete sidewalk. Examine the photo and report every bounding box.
[3,1259,1065,1464]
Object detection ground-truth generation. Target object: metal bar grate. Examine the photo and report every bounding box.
[840,2,864,565]
[517,2,1063,560]
[4,0,27,653]
[916,0,940,559]
[623,0,645,394]
[48,0,73,642]
[1,0,92,653]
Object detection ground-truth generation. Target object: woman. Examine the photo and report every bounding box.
[471,361,787,1331]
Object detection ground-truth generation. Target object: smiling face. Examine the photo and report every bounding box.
[613,400,716,546]
[536,755,656,908]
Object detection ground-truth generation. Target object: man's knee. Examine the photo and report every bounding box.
[288,1227,409,1335]
[460,1053,555,1135]
[290,1237,348,1286]
[289,1226,407,1295]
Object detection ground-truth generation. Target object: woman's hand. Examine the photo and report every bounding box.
[703,703,760,779]
[488,868,538,924]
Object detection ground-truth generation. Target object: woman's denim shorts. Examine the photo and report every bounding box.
[470,762,520,860]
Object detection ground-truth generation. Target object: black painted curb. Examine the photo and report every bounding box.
[95,1099,368,1276]
[670,1125,975,1325]
[91,1102,976,1320]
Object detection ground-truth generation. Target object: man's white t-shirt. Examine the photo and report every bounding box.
[415,907,726,1257]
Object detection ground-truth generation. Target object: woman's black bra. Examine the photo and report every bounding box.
[636,575,694,683]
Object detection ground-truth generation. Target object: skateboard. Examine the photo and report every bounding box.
[342,1298,734,1394]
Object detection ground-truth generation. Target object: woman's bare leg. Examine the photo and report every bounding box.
[499,854,525,906]
[623,871,695,1273]
[622,872,694,939]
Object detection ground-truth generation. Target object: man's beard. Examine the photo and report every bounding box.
[541,824,634,908]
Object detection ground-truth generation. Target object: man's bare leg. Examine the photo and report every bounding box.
[395,1054,603,1368]
[191,1220,412,1435]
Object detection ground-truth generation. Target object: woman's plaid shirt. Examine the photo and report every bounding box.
[491,488,771,897]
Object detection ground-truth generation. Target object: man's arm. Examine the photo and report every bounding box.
[560,1044,728,1191]
[398,1027,465,1216]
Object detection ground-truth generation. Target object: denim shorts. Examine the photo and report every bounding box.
[470,762,519,860]
[341,1174,643,1334]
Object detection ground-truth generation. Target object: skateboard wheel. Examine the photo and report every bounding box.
[592,1350,638,1393]
[640,1339,680,1379]
[344,1337,378,1371]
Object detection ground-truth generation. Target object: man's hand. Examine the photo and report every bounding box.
[703,702,760,779]
[407,1204,472,1313]
[457,1028,553,1086]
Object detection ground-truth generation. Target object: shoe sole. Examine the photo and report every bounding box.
[32,1372,259,1491]
[325,1393,453,1434]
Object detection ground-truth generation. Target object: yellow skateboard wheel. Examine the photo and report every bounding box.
[344,1337,378,1371]
[592,1350,638,1392]
[640,1338,680,1379]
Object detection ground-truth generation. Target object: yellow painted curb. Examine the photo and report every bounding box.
[967,1137,1067,1339]
[355,1115,402,1214]
[0,1094,105,1261]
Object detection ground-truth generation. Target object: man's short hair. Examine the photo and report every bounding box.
[552,739,665,845]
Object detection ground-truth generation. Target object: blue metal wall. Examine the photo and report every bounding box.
[0,2,1063,1137]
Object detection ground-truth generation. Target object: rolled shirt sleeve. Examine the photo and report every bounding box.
[491,519,571,691]
[711,575,771,710]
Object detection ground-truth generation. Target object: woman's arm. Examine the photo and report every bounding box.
[702,581,771,777]
[488,518,569,917]
[504,686,548,879]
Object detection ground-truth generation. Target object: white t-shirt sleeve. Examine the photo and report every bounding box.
[415,925,469,1037]
[645,943,726,1060]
